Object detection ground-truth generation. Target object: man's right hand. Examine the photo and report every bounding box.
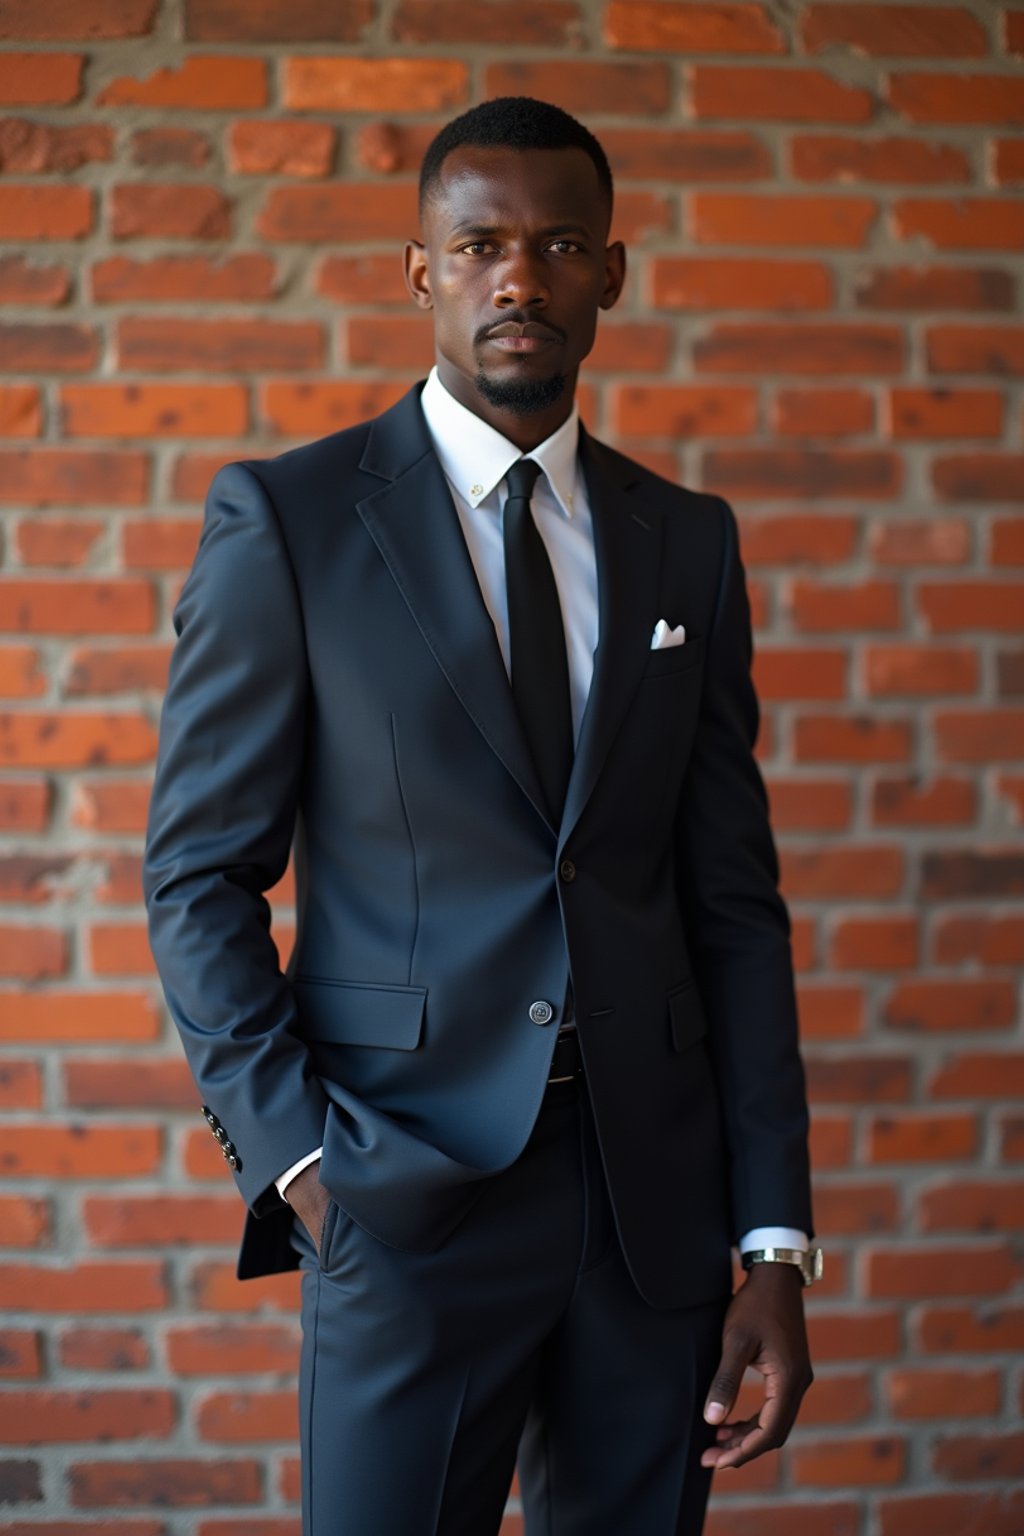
[283,1160,332,1258]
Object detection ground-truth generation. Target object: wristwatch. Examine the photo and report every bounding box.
[741,1246,823,1287]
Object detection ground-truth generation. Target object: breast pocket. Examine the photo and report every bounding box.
[643,634,703,679]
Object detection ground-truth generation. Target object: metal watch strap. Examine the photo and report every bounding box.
[741,1246,824,1286]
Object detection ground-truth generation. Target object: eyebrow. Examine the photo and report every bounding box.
[448,222,593,240]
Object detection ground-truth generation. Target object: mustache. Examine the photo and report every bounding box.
[475,314,567,345]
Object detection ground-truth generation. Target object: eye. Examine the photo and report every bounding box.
[548,240,582,254]
[459,241,496,256]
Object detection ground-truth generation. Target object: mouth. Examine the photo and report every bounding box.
[481,321,564,355]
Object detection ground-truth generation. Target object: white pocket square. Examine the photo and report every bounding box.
[651,619,687,650]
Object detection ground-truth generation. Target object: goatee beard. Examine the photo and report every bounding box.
[475,370,567,417]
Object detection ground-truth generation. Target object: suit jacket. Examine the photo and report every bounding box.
[142,382,814,1311]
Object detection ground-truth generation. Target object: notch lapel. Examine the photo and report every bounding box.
[356,388,555,833]
[559,429,664,850]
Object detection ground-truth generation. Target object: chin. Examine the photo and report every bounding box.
[474,368,568,417]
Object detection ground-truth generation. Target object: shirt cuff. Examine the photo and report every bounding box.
[275,1147,323,1200]
[738,1226,808,1254]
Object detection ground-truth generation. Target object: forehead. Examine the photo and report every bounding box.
[426,144,607,235]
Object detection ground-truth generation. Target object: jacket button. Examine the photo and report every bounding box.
[226,1153,241,1172]
[202,1106,217,1126]
[214,1127,228,1144]
[529,1000,554,1026]
[559,859,576,883]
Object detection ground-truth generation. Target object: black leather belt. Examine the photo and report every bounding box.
[547,1026,582,1085]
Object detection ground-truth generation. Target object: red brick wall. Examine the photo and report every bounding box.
[1,1,1022,1530]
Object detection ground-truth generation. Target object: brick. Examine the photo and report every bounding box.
[773,388,873,436]
[993,520,1024,565]
[0,646,46,697]
[0,0,156,37]
[887,387,1002,437]
[0,451,147,507]
[690,65,874,122]
[604,128,771,183]
[933,455,1024,501]
[932,1432,1024,1481]
[0,992,159,1042]
[650,258,832,312]
[0,385,42,438]
[992,138,1024,186]
[0,1330,42,1377]
[0,579,154,634]
[3,1525,162,1536]
[167,1324,299,1377]
[0,1124,161,1178]
[0,1263,166,1313]
[1003,1115,1024,1159]
[0,1459,42,1503]
[917,1302,1024,1352]
[0,118,114,173]
[97,56,266,109]
[921,851,1024,898]
[485,60,669,115]
[65,1058,194,1109]
[355,121,437,176]
[315,254,410,305]
[0,324,98,374]
[865,645,977,695]
[935,709,1024,761]
[227,120,335,178]
[782,846,904,898]
[789,578,901,631]
[0,255,69,306]
[813,1182,900,1234]
[60,384,247,439]
[802,5,988,57]
[868,1111,977,1162]
[807,1310,901,1362]
[184,1128,233,1181]
[868,1243,1020,1297]
[754,649,846,701]
[740,514,859,565]
[260,381,407,438]
[131,125,210,168]
[855,265,1015,311]
[605,2,782,52]
[879,1491,1024,1536]
[0,184,92,241]
[96,852,146,905]
[345,314,435,370]
[870,517,971,566]
[883,977,1016,1033]
[285,56,467,113]
[790,1436,905,1486]
[796,982,863,1039]
[920,1180,1024,1233]
[0,923,67,978]
[0,1059,43,1108]
[0,1196,50,1247]
[611,190,673,245]
[85,1196,240,1247]
[708,447,899,499]
[0,1389,175,1444]
[190,1262,300,1313]
[763,779,852,831]
[16,519,104,567]
[694,322,901,373]
[794,715,912,764]
[887,1367,1000,1419]
[64,646,172,695]
[996,774,1024,819]
[809,1113,854,1167]
[927,324,1024,373]
[69,1457,262,1507]
[110,184,231,242]
[117,317,323,374]
[612,385,756,439]
[186,0,372,41]
[87,922,154,974]
[893,197,1024,250]
[888,73,1024,124]
[257,183,417,244]
[59,1328,150,1371]
[197,1390,294,1442]
[934,914,1024,966]
[690,193,875,248]
[791,134,969,184]
[0,52,82,104]
[918,582,1024,631]
[395,0,580,44]
[872,774,976,823]
[1009,11,1024,55]
[92,254,276,303]
[830,915,919,970]
[72,782,151,833]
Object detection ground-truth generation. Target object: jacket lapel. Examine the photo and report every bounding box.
[558,428,664,851]
[355,386,555,832]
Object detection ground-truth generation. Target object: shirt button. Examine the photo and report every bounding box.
[559,859,576,883]
[529,1000,554,1026]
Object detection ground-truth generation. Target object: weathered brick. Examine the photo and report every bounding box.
[855,265,1015,310]
[110,184,232,242]
[167,1324,300,1377]
[15,519,104,567]
[790,1436,905,1486]
[604,128,771,182]
[59,1328,150,1371]
[0,1196,50,1247]
[117,317,323,374]
[706,448,900,499]
[931,1432,1024,1481]
[802,5,988,57]
[690,65,874,122]
[0,256,70,306]
[0,1263,167,1313]
[72,782,151,833]
[0,1330,42,1377]
[0,0,157,38]
[97,56,267,109]
[485,60,669,114]
[186,0,372,41]
[69,1457,262,1507]
[0,1389,176,1444]
[395,0,580,45]
[869,517,971,566]
[64,646,172,694]
[888,73,1024,124]
[690,193,876,248]
[92,255,276,303]
[893,197,1024,250]
[871,775,976,826]
[868,1111,977,1162]
[0,118,114,173]
[651,257,832,312]
[227,120,336,178]
[284,57,467,112]
[0,52,82,104]
[0,992,159,1043]
[918,1181,1024,1233]
[791,134,969,184]
[0,924,67,979]
[864,645,977,695]
[927,324,1024,373]
[130,125,210,168]
[0,451,147,505]
[0,1124,161,1178]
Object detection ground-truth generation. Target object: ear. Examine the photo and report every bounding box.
[600,240,626,312]
[404,239,433,311]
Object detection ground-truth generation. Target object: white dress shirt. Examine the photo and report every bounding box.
[275,369,807,1257]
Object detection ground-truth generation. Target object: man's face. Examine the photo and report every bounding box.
[406,144,625,443]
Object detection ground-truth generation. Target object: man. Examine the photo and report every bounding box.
[144,97,819,1535]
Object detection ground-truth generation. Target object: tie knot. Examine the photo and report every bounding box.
[505,457,542,502]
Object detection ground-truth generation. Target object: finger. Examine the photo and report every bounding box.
[704,1334,756,1424]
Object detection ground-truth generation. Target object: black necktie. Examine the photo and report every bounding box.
[503,457,574,823]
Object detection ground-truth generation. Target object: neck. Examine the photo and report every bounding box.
[435,360,577,451]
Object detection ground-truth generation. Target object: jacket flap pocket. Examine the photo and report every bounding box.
[294,976,426,1051]
[668,978,708,1052]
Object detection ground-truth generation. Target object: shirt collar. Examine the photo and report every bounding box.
[419,365,579,518]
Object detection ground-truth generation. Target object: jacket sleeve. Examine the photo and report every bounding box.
[143,461,329,1215]
[674,494,814,1246]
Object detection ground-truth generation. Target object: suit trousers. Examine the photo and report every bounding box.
[290,1074,732,1536]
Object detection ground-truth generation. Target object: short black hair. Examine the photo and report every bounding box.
[419,96,613,216]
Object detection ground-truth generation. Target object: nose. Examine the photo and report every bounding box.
[493,247,549,310]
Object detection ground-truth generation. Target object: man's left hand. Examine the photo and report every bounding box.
[700,1261,814,1470]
